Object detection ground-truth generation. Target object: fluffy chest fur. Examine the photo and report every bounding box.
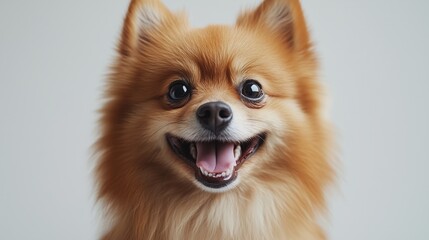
[105,187,324,240]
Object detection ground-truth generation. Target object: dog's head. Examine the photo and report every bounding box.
[97,0,332,198]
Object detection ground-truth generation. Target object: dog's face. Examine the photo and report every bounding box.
[144,27,298,192]
[98,0,331,197]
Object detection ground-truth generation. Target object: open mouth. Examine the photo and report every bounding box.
[166,133,266,189]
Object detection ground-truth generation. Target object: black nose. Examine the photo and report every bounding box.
[196,101,233,135]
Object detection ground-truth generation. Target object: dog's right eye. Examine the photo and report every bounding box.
[167,80,192,104]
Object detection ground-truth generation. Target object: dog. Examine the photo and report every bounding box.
[96,0,334,239]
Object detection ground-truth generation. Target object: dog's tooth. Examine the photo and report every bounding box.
[208,173,213,177]
[200,167,206,176]
[224,173,233,180]
[190,144,196,159]
[234,145,241,160]
[204,170,209,176]
[221,172,226,177]
[216,173,222,178]
[228,167,234,176]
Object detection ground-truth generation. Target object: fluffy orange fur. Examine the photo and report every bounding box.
[96,0,334,239]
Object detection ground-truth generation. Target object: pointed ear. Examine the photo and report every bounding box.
[118,0,174,57]
[236,0,311,52]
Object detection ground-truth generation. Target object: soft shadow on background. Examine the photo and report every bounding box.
[1,0,428,239]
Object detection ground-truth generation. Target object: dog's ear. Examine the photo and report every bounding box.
[118,0,177,57]
[237,0,311,52]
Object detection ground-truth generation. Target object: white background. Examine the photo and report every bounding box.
[1,0,428,239]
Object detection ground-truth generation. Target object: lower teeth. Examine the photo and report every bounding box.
[200,167,233,179]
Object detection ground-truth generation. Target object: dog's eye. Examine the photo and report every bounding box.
[241,80,264,102]
[168,80,191,103]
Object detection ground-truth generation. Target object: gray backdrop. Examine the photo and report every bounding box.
[1,0,428,239]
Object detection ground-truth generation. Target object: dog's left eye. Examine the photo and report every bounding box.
[168,80,191,103]
[240,80,264,102]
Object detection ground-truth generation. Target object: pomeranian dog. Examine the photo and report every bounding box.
[96,0,334,239]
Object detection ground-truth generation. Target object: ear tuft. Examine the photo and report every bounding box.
[237,0,311,52]
[118,0,173,57]
[135,2,164,31]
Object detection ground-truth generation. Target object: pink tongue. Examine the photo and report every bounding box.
[196,142,235,173]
